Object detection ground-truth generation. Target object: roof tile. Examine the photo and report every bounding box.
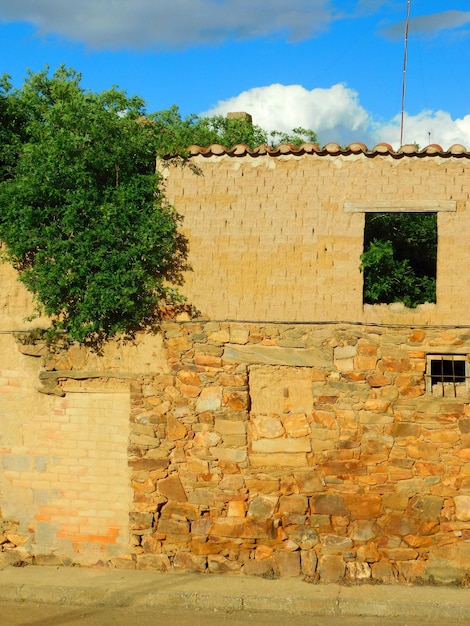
[164,142,470,159]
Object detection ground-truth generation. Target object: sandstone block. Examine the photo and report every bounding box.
[194,354,222,367]
[208,329,230,343]
[208,554,242,574]
[285,526,319,550]
[274,550,301,577]
[173,551,207,573]
[301,550,318,576]
[346,562,371,580]
[166,415,188,440]
[191,538,225,555]
[129,458,169,471]
[281,414,310,437]
[255,544,274,560]
[366,373,392,387]
[157,474,187,502]
[320,534,353,555]
[334,345,357,360]
[279,495,308,514]
[179,383,201,398]
[407,443,439,461]
[247,495,278,518]
[230,328,250,344]
[129,512,153,531]
[194,431,221,447]
[250,453,308,467]
[356,544,380,563]
[178,369,202,386]
[251,437,311,453]
[225,345,331,367]
[454,495,470,521]
[191,518,212,536]
[251,416,284,439]
[223,390,249,411]
[379,547,419,561]
[222,434,247,446]
[209,516,274,539]
[136,554,171,571]
[392,423,420,438]
[219,474,245,491]
[158,518,190,535]
[227,501,247,517]
[196,387,223,413]
[311,494,348,516]
[384,515,419,537]
[341,494,381,520]
[349,520,378,541]
[245,477,280,494]
[215,419,246,435]
[209,447,247,463]
[243,559,274,577]
[109,556,136,570]
[371,561,395,582]
[160,501,199,521]
[409,496,443,521]
[359,411,393,424]
[294,471,324,494]
[318,555,345,582]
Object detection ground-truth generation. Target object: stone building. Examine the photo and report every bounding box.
[1,141,470,582]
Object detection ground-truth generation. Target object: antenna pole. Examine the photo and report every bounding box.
[400,0,411,146]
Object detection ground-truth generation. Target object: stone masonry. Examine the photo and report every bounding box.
[2,145,470,582]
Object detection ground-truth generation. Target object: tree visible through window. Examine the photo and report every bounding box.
[361,212,437,308]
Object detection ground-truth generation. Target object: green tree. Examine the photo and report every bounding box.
[148,105,318,155]
[0,66,187,344]
[361,212,437,308]
[0,66,318,345]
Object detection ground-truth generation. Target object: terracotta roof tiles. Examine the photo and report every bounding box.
[168,142,470,159]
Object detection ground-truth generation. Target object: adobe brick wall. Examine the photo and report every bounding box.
[163,152,470,325]
[0,263,162,565]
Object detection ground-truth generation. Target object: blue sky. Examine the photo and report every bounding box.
[2,1,470,148]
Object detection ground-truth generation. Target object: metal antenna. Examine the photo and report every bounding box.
[400,0,411,146]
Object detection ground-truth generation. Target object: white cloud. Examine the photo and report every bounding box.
[373,110,470,150]
[0,0,334,49]
[203,83,470,150]
[203,83,371,146]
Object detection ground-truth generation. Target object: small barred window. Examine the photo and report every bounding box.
[426,355,469,397]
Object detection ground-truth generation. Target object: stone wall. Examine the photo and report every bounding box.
[122,319,470,583]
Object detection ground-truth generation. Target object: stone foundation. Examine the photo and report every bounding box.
[120,320,470,583]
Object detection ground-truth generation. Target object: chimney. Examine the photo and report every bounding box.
[226,112,253,124]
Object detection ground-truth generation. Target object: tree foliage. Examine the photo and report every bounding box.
[361,212,437,308]
[148,105,317,155]
[0,67,187,344]
[0,66,318,345]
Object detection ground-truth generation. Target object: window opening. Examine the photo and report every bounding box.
[361,212,437,307]
[426,355,469,397]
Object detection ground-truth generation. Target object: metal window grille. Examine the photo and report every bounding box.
[426,355,470,397]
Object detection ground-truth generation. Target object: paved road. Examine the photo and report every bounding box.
[2,602,470,626]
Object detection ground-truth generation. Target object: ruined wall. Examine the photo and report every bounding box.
[0,262,162,565]
[3,149,470,580]
[163,151,470,326]
[123,320,470,583]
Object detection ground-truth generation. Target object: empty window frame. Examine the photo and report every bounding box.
[426,355,470,397]
[361,212,437,308]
